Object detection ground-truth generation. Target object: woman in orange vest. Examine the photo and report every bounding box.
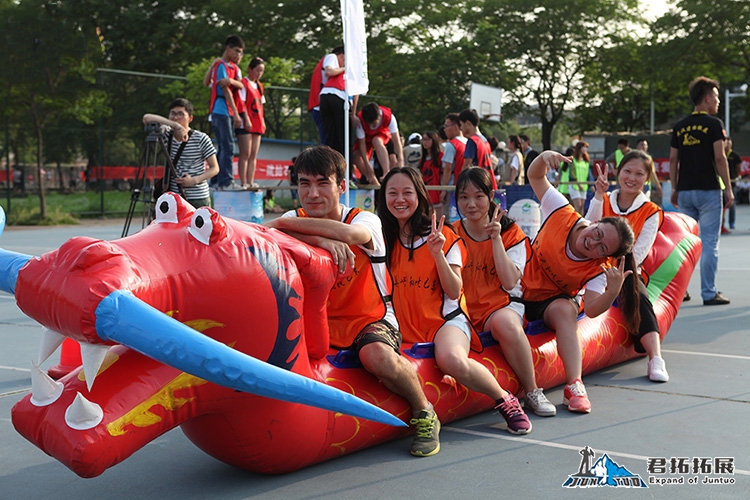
[455,167,556,416]
[378,167,532,435]
[522,151,639,414]
[586,150,669,382]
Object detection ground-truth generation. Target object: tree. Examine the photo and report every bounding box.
[0,0,108,217]
[481,0,639,149]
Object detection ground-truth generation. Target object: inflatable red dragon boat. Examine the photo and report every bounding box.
[1,193,699,478]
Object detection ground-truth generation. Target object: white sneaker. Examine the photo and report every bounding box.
[523,388,557,416]
[648,356,669,382]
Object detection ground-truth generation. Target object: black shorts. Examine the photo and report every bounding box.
[350,319,401,354]
[523,294,580,324]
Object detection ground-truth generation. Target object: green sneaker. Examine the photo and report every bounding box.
[409,410,441,457]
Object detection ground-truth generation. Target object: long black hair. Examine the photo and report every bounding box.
[377,167,454,261]
[598,216,640,334]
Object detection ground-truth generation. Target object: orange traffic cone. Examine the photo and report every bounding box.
[47,338,82,379]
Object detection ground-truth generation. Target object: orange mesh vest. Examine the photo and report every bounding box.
[390,226,476,346]
[296,208,390,348]
[523,204,609,302]
[601,193,663,284]
[457,220,529,332]
[601,193,663,239]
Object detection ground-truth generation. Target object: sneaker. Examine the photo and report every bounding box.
[721,226,731,235]
[495,394,532,434]
[409,410,440,457]
[523,388,557,417]
[648,356,669,382]
[683,291,691,302]
[563,379,591,413]
[703,292,730,306]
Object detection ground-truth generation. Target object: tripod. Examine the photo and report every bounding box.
[122,123,185,237]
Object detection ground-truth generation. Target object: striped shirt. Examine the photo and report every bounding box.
[163,129,216,201]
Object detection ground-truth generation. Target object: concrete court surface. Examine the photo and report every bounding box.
[1,207,749,500]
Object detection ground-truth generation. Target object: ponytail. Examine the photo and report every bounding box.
[618,252,641,335]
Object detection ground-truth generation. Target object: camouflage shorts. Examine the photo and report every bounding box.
[351,320,401,354]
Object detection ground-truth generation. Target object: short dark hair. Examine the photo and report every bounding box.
[445,113,460,125]
[688,76,720,106]
[361,102,380,124]
[224,35,245,49]
[458,109,479,126]
[617,137,629,147]
[293,145,346,185]
[169,98,193,116]
[519,134,530,143]
[332,45,345,55]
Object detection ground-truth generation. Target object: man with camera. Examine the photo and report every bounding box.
[143,98,219,208]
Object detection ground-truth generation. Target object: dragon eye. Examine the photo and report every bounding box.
[154,193,179,224]
[189,208,214,245]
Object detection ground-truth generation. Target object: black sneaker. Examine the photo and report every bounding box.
[683,291,691,302]
[409,410,441,457]
[703,292,730,305]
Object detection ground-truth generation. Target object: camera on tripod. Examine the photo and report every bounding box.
[122,122,185,237]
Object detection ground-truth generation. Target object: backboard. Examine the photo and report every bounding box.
[469,83,503,122]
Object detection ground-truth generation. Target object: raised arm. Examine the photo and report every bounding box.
[527,151,572,202]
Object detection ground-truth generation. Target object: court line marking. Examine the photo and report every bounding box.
[662,349,750,361]
[0,364,30,372]
[444,427,750,476]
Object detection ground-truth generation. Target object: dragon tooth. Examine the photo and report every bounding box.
[38,326,65,365]
[80,343,110,391]
[65,392,104,430]
[29,362,64,407]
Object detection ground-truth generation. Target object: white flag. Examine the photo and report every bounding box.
[341,0,369,96]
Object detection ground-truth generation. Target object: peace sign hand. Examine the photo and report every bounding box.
[427,212,446,257]
[594,163,609,198]
[484,204,506,240]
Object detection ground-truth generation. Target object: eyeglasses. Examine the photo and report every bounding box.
[443,122,456,129]
[169,111,188,118]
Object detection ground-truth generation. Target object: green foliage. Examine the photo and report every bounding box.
[1,0,750,220]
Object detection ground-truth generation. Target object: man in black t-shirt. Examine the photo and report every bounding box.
[669,76,734,306]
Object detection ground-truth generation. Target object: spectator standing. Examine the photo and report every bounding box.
[458,109,497,190]
[418,131,444,219]
[519,134,539,183]
[724,137,742,231]
[669,76,733,305]
[569,141,591,215]
[143,98,219,209]
[237,57,266,189]
[208,35,245,191]
[440,113,468,216]
[503,135,524,185]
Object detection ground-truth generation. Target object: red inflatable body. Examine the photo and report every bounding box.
[7,193,700,477]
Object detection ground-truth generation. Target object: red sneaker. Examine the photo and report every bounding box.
[495,394,532,434]
[721,227,731,235]
[563,379,591,413]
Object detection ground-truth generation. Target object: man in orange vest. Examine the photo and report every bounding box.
[266,145,441,457]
